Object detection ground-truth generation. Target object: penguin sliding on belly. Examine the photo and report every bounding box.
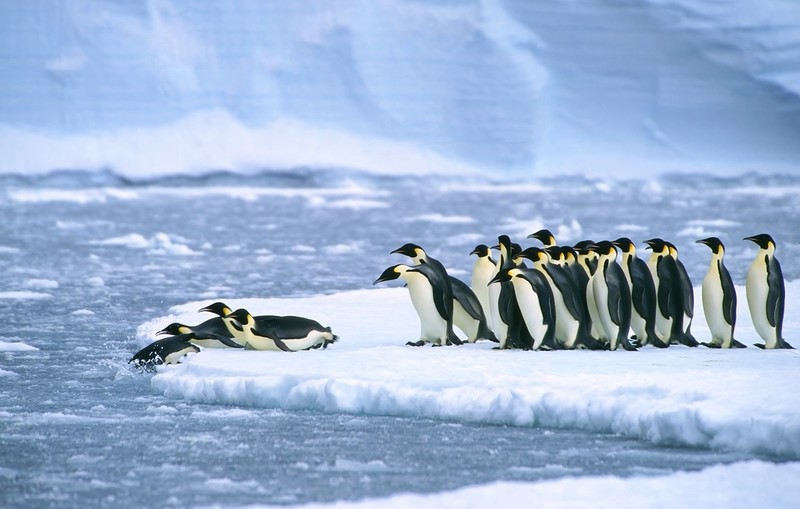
[744,234,793,349]
[129,334,200,369]
[696,237,745,348]
[199,302,336,351]
[374,264,459,346]
[156,318,242,349]
[225,309,338,351]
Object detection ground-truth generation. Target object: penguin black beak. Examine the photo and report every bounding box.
[488,274,505,285]
[155,328,169,336]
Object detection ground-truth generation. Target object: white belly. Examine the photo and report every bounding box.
[283,330,333,351]
[471,261,494,330]
[512,279,548,349]
[163,346,197,364]
[245,330,286,351]
[746,262,778,347]
[702,271,732,346]
[453,300,478,342]
[591,273,619,346]
[407,273,448,345]
[586,275,605,340]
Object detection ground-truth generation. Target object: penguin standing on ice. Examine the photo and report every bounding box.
[666,241,699,346]
[490,235,530,349]
[374,264,459,346]
[516,246,599,349]
[744,234,793,349]
[613,238,661,347]
[587,241,636,351]
[489,266,558,350]
[390,243,462,345]
[644,239,692,347]
[696,237,745,348]
[129,334,199,368]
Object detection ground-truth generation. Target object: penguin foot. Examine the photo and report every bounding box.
[621,338,638,351]
[754,343,766,349]
[652,338,669,348]
[731,339,747,349]
[700,342,721,349]
[406,340,426,347]
[676,334,699,347]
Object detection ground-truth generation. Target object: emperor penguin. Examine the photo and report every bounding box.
[587,241,636,351]
[613,238,660,347]
[744,234,793,349]
[666,241,699,346]
[696,237,745,348]
[129,334,200,368]
[487,235,520,348]
[391,243,461,345]
[198,302,250,347]
[516,246,600,349]
[489,266,558,350]
[225,308,337,351]
[528,229,557,248]
[375,263,460,346]
[156,318,242,349]
[644,239,691,347]
[470,244,496,328]
[574,240,599,276]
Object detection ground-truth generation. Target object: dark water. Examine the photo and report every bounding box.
[0,170,797,508]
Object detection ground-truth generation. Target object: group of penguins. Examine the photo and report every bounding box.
[374,230,793,352]
[130,229,791,367]
[129,302,338,368]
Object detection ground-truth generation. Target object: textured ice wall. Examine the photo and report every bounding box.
[1,0,799,176]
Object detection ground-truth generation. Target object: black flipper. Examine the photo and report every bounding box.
[766,256,785,343]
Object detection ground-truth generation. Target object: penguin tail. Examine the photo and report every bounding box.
[731,338,747,349]
[780,339,794,349]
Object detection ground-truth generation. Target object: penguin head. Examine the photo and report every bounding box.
[544,246,563,264]
[470,244,490,258]
[665,241,679,259]
[744,233,775,251]
[373,264,408,285]
[561,246,578,264]
[492,267,525,285]
[612,237,635,254]
[643,238,669,254]
[199,302,232,317]
[697,237,725,255]
[573,240,594,250]
[591,241,617,259]
[516,246,547,264]
[391,243,426,261]
[226,308,253,326]
[488,267,515,285]
[156,323,187,336]
[527,229,556,247]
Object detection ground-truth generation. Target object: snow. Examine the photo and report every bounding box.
[140,282,800,460]
[220,461,800,509]
[1,1,799,179]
